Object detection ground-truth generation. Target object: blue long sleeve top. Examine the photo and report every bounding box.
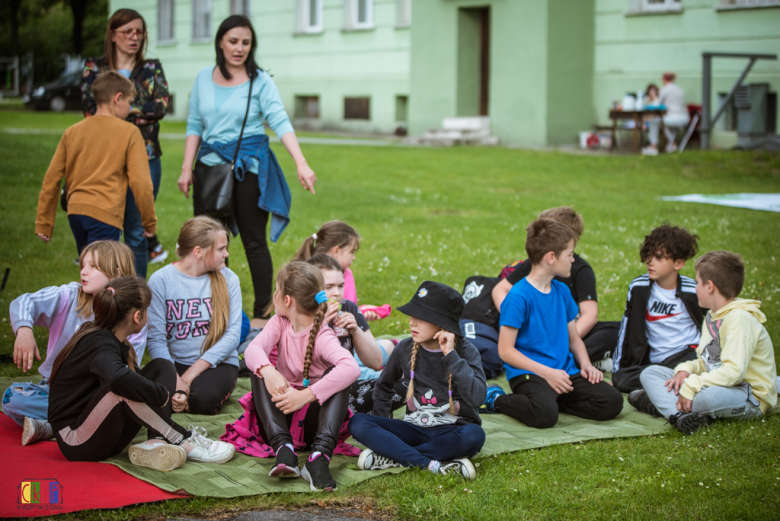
[186,66,294,173]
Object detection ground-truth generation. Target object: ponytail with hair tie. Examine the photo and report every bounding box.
[107,287,116,295]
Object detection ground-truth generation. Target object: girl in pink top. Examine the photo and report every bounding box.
[240,262,360,492]
[293,220,391,321]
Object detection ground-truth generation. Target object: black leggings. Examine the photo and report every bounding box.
[347,379,408,415]
[54,359,191,462]
[250,373,349,457]
[198,172,272,319]
[494,373,624,429]
[175,362,238,415]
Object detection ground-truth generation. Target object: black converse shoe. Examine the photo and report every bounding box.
[628,390,661,418]
[269,445,300,478]
[357,449,402,470]
[673,413,715,435]
[437,458,477,480]
[301,452,337,492]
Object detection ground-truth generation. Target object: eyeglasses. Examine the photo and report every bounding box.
[114,29,147,39]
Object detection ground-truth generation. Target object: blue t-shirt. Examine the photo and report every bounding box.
[499,278,580,380]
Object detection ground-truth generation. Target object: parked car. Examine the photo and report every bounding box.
[24,71,82,112]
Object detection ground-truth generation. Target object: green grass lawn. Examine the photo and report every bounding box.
[1,110,780,520]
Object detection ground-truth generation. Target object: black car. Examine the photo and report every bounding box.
[24,71,82,112]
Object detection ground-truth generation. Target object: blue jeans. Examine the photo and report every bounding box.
[68,215,121,254]
[124,157,162,278]
[348,413,485,469]
[2,381,50,427]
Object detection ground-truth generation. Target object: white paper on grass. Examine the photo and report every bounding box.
[661,193,780,213]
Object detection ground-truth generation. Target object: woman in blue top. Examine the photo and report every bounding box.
[178,15,316,329]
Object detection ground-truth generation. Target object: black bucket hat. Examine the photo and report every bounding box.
[397,281,463,335]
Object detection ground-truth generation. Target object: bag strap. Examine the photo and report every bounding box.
[231,76,255,170]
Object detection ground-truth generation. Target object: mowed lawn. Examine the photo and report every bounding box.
[1,110,780,520]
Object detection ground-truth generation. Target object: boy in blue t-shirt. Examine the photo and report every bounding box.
[482,218,624,428]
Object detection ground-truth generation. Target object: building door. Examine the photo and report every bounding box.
[457,7,490,117]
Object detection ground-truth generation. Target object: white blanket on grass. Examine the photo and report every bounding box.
[662,193,780,213]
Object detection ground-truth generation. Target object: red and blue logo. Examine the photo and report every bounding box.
[17,479,64,511]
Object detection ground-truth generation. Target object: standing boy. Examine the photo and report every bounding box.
[35,70,156,255]
[483,219,623,428]
[612,224,704,393]
[632,251,776,434]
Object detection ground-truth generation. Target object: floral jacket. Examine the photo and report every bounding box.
[81,57,170,159]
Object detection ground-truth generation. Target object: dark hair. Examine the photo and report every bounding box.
[525,218,576,265]
[293,221,360,262]
[646,83,659,97]
[306,253,344,272]
[639,223,699,263]
[49,276,152,383]
[215,15,261,80]
[695,251,744,300]
[104,9,147,71]
[92,70,136,105]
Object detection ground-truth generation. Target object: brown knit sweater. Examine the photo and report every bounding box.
[36,116,157,237]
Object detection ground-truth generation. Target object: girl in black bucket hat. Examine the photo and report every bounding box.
[348,282,487,480]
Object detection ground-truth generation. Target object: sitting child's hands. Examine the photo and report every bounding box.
[363,310,381,321]
[542,369,574,394]
[434,330,456,355]
[172,391,188,413]
[665,371,690,395]
[580,364,603,384]
[336,311,359,332]
[272,387,316,414]
[13,327,40,372]
[324,301,340,326]
[676,394,693,413]
[260,365,290,397]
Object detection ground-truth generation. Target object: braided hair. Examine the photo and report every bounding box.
[405,336,460,414]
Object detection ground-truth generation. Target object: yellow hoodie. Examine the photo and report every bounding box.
[675,299,777,413]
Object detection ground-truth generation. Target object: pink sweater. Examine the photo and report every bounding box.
[343,268,357,303]
[244,315,360,404]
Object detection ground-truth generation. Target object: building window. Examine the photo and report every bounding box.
[716,0,780,9]
[192,0,212,40]
[626,0,681,14]
[297,0,323,33]
[395,95,408,122]
[397,0,411,27]
[158,0,175,41]
[295,95,320,118]
[231,0,251,16]
[344,97,370,120]
[344,0,374,30]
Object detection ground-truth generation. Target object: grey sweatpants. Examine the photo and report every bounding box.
[640,365,763,421]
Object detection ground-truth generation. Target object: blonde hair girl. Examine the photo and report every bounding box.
[6,240,141,445]
[240,261,360,491]
[146,216,243,416]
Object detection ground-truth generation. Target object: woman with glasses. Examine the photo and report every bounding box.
[80,9,170,279]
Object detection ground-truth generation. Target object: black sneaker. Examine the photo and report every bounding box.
[269,445,299,478]
[673,413,715,435]
[628,390,661,418]
[301,452,337,491]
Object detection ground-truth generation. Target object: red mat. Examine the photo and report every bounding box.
[0,414,186,517]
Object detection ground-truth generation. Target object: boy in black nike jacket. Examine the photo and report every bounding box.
[612,224,705,393]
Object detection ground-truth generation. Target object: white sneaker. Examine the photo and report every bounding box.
[182,425,235,464]
[594,357,614,373]
[438,458,477,480]
[641,146,659,156]
[129,440,186,472]
[357,448,402,470]
[21,417,53,446]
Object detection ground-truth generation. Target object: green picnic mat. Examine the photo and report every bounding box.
[1,375,675,498]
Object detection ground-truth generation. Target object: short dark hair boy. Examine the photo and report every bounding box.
[483,218,623,427]
[616,223,705,394]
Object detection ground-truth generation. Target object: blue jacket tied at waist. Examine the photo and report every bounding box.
[198,134,291,242]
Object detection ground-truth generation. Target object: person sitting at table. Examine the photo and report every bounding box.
[643,73,690,155]
[645,84,660,108]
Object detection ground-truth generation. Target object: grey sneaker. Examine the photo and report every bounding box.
[438,458,477,480]
[21,417,53,446]
[357,449,402,470]
[129,441,186,472]
[593,357,614,373]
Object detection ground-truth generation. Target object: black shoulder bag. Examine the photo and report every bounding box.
[192,77,254,219]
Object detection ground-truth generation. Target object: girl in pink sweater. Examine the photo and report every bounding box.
[240,262,360,492]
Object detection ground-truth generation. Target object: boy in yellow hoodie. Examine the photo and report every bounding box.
[630,251,776,434]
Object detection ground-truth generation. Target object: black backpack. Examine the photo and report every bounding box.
[460,275,501,331]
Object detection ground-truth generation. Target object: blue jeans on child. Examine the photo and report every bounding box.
[124,157,162,279]
[348,413,485,469]
[68,215,121,254]
[2,380,50,427]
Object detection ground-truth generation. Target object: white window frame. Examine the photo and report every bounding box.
[344,0,374,30]
[192,0,212,41]
[396,0,411,27]
[640,0,681,12]
[230,0,251,17]
[297,0,323,33]
[716,0,780,10]
[158,0,175,42]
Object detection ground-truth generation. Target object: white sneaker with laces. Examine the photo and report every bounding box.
[182,425,235,464]
[129,440,186,472]
[438,458,477,480]
[21,417,53,446]
[357,449,402,470]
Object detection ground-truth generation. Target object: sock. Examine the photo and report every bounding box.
[428,460,441,474]
[276,443,296,456]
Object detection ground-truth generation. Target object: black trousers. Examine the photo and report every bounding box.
[347,379,408,415]
[197,172,272,319]
[583,321,620,362]
[612,347,697,393]
[54,359,190,462]
[494,372,624,429]
[174,362,238,415]
[250,373,349,457]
